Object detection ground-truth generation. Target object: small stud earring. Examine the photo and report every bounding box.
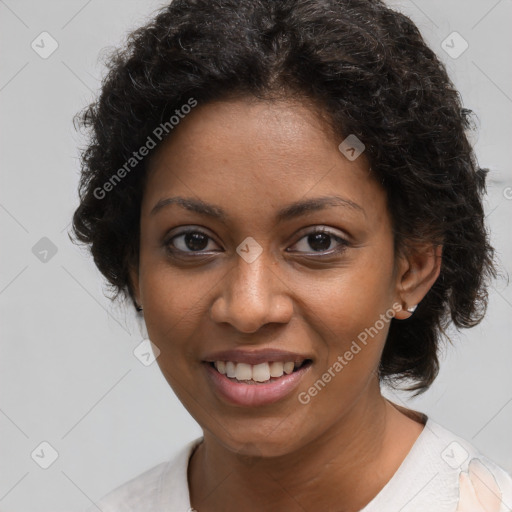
[407,304,417,313]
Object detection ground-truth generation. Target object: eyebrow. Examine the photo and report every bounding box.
[150,195,364,222]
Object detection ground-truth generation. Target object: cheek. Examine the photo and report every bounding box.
[300,254,396,374]
[299,291,392,419]
[140,266,206,361]
[308,285,390,369]
[141,272,206,409]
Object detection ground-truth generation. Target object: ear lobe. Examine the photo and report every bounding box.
[394,243,443,320]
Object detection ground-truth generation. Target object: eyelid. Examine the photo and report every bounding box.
[293,225,348,240]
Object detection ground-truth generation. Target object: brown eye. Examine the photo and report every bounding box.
[166,229,220,254]
[288,228,349,255]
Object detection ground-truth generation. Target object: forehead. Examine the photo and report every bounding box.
[142,98,387,224]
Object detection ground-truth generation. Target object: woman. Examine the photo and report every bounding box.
[72,0,512,510]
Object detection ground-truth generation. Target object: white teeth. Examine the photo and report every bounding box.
[283,362,295,374]
[214,361,226,374]
[225,361,236,378]
[213,360,302,381]
[269,361,284,377]
[235,363,252,381]
[252,363,271,382]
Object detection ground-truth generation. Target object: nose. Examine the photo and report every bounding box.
[209,252,294,334]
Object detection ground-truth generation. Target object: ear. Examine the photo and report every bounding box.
[129,263,142,310]
[393,243,443,320]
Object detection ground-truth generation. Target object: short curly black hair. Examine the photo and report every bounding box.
[70,0,496,393]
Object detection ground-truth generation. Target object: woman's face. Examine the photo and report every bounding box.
[132,97,407,456]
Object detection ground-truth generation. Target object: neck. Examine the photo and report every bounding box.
[188,386,425,512]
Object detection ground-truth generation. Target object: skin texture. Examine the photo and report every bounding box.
[130,97,442,512]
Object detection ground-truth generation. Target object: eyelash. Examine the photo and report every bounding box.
[164,227,350,257]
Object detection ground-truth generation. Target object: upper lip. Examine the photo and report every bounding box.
[202,348,313,366]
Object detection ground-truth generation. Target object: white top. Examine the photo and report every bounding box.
[89,418,512,512]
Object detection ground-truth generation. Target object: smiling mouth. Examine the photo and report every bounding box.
[208,359,313,384]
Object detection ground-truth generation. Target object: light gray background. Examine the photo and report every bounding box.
[0,1,511,511]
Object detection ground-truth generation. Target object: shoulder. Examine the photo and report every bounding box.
[430,420,512,512]
[90,460,169,512]
[426,420,512,478]
[86,437,203,512]
[363,418,512,512]
[409,419,512,511]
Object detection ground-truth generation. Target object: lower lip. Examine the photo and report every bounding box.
[203,362,312,407]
